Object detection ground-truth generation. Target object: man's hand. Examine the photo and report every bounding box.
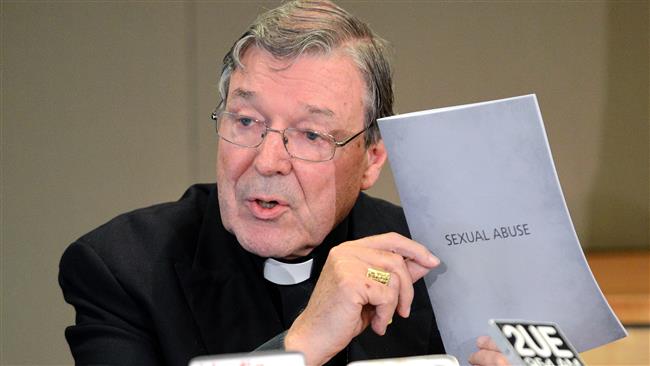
[284,232,440,366]
[468,336,511,366]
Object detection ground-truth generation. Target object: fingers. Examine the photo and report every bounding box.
[468,336,510,366]
[340,232,439,283]
[468,350,510,366]
[476,335,501,352]
[355,247,414,318]
[301,232,438,341]
[333,233,439,322]
[349,232,439,270]
[363,274,399,335]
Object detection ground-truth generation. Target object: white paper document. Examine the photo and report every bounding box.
[378,95,626,365]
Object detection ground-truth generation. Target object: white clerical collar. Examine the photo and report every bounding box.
[263,257,313,285]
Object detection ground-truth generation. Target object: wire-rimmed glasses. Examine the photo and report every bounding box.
[211,110,371,162]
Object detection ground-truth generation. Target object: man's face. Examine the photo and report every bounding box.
[216,46,386,259]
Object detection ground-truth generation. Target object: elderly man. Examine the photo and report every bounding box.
[60,1,506,365]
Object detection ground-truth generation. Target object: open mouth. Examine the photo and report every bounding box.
[256,199,279,209]
[246,196,288,220]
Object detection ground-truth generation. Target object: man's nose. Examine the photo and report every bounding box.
[253,129,292,176]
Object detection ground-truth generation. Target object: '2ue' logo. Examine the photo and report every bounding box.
[493,320,584,366]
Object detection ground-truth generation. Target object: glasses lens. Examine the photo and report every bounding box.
[217,113,265,147]
[284,128,335,162]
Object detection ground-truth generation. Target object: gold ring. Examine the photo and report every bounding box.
[366,267,391,285]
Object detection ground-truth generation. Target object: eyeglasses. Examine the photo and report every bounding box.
[210,110,371,162]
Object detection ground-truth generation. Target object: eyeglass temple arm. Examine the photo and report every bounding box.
[334,120,376,147]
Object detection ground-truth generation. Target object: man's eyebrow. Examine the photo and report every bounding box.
[229,91,333,117]
[304,104,335,118]
[232,88,255,99]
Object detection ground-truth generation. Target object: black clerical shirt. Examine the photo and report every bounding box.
[60,184,444,366]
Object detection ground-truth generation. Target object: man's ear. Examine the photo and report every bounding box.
[360,140,388,190]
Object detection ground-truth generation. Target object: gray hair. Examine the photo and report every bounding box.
[217,0,393,147]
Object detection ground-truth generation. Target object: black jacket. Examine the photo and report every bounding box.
[60,184,444,365]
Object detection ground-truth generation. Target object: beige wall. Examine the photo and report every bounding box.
[2,1,648,364]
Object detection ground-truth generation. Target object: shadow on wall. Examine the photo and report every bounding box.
[586,2,649,251]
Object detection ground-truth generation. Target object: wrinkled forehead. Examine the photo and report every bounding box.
[227,44,370,101]
[226,46,367,130]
